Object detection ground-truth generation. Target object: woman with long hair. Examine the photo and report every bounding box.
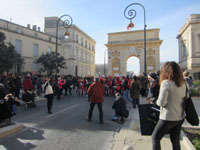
[152,61,186,150]
[44,77,54,114]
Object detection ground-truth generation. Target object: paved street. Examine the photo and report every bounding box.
[0,94,125,150]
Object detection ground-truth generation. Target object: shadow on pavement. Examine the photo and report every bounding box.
[0,127,45,150]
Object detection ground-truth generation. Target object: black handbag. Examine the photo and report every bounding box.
[122,108,129,118]
[184,85,199,126]
[0,100,12,122]
[138,104,160,135]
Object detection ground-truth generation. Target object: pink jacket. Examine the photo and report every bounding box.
[58,79,66,89]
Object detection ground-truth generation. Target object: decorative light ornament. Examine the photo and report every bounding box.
[127,20,134,30]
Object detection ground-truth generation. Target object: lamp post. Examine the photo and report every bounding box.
[104,49,108,77]
[55,14,73,78]
[124,3,147,74]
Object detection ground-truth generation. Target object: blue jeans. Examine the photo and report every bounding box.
[123,89,133,104]
[152,119,184,150]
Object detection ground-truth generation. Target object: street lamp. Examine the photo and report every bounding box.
[124,3,147,74]
[55,14,73,78]
[104,49,108,76]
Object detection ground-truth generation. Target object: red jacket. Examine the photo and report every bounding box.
[88,82,105,103]
[23,79,34,92]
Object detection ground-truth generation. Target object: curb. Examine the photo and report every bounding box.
[0,96,44,139]
[0,123,24,139]
[180,130,195,150]
[180,125,200,150]
[113,109,137,150]
[113,107,194,150]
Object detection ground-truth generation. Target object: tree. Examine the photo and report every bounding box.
[0,32,24,74]
[35,51,66,76]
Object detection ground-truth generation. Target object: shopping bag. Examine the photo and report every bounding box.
[184,85,199,126]
[138,104,160,135]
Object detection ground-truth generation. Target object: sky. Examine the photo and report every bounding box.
[1,0,200,74]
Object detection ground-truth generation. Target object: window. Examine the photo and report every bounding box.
[33,44,38,57]
[81,38,83,46]
[91,56,94,64]
[85,53,87,61]
[77,50,79,58]
[48,47,52,53]
[89,55,91,64]
[182,40,187,57]
[76,34,79,43]
[198,34,200,53]
[92,45,94,51]
[85,40,87,48]
[89,43,91,50]
[81,51,83,59]
[49,37,52,42]
[15,39,21,53]
[35,33,38,38]
[83,52,85,60]
[71,48,74,56]
[32,63,37,72]
[17,28,22,33]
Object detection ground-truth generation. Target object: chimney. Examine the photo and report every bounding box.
[32,25,37,31]
[38,27,40,32]
[27,24,31,29]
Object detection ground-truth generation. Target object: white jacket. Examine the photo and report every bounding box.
[156,80,186,121]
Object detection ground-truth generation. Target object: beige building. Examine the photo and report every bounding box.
[0,17,96,77]
[105,29,162,76]
[44,17,96,77]
[177,14,200,80]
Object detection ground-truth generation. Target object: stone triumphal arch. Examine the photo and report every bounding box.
[105,29,163,76]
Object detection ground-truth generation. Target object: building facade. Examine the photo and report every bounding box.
[44,17,96,77]
[177,14,200,80]
[0,17,96,77]
[105,29,162,76]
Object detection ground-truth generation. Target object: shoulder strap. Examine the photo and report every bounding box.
[185,82,191,99]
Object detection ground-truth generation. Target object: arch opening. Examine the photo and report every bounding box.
[126,56,140,76]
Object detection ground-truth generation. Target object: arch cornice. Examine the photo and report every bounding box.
[105,40,162,48]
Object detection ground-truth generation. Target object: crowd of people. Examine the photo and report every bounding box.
[0,61,195,150]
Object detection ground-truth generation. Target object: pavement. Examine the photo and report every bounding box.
[0,95,199,150]
[113,97,200,150]
[0,95,45,140]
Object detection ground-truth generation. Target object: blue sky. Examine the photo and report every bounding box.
[1,0,200,73]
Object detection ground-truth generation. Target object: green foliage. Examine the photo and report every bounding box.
[193,80,200,87]
[35,51,65,76]
[192,137,200,150]
[0,32,24,74]
[191,80,200,96]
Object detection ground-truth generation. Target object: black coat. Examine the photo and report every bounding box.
[112,97,127,117]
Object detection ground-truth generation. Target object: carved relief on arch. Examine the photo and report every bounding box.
[112,50,120,57]
[146,56,155,72]
[147,48,155,56]
[112,57,120,76]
